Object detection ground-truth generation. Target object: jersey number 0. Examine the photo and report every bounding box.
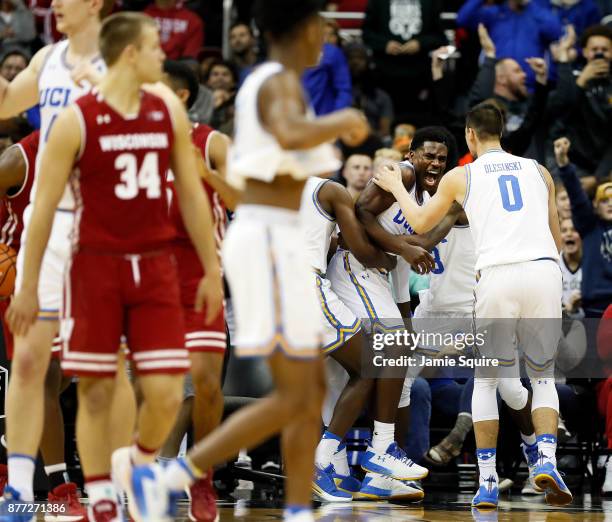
[497,175,523,212]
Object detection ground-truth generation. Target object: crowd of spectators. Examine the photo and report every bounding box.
[0,0,610,493]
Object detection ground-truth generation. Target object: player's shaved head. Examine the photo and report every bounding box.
[99,12,157,66]
[466,103,504,141]
[254,0,324,40]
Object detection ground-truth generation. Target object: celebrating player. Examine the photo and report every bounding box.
[372,102,570,509]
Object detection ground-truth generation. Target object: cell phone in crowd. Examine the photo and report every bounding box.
[437,46,457,60]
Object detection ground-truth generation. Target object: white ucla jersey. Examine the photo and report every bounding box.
[559,254,582,308]
[463,149,559,270]
[35,40,106,209]
[426,225,477,313]
[376,162,430,240]
[228,62,341,189]
[300,177,337,273]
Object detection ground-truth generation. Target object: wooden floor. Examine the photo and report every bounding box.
[172,493,611,521]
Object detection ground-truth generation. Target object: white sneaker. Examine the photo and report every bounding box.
[603,457,612,497]
[131,463,175,522]
[360,442,429,481]
[355,472,424,501]
[111,447,138,520]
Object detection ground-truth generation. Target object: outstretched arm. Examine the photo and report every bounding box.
[6,107,79,335]
[258,70,368,150]
[373,164,465,234]
[326,181,395,270]
[0,45,50,119]
[404,202,463,250]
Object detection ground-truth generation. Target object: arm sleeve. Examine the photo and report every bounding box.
[557,163,598,236]
[467,57,496,108]
[330,47,353,111]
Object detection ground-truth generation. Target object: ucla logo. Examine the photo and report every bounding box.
[40,87,72,108]
[392,209,414,234]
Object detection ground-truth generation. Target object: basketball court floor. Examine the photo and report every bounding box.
[175,494,610,521]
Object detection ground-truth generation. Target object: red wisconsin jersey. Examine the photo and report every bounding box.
[72,91,175,253]
[169,123,226,254]
[0,130,39,252]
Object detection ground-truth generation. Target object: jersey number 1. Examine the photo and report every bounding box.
[114,152,161,200]
[497,175,523,212]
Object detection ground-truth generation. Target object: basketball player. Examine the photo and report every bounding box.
[129,0,370,520]
[0,0,137,514]
[372,102,571,508]
[319,129,451,497]
[163,60,233,522]
[0,131,86,519]
[360,129,540,492]
[302,175,432,502]
[6,12,223,520]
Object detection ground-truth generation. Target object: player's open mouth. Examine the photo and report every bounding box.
[423,172,439,186]
[564,239,577,249]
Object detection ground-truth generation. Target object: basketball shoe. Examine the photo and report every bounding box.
[0,485,35,522]
[533,461,572,506]
[45,482,88,521]
[186,471,218,522]
[312,465,352,502]
[131,463,178,522]
[520,442,543,495]
[355,472,424,501]
[360,442,428,481]
[471,475,499,509]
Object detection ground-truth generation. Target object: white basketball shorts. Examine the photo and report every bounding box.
[222,204,322,358]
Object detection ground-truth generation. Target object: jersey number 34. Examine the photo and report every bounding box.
[114,152,161,200]
[497,174,523,212]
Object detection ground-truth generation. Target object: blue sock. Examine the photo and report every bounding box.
[322,430,342,442]
[536,434,557,466]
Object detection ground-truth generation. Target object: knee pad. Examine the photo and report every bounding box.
[497,378,529,411]
[530,377,559,413]
[398,377,413,408]
[472,378,499,422]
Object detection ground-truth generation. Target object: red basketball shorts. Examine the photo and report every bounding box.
[61,250,188,377]
[172,244,226,354]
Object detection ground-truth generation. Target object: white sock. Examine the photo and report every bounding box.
[476,448,498,487]
[332,444,350,477]
[520,432,536,446]
[372,421,394,453]
[315,431,341,469]
[537,434,557,467]
[164,457,201,493]
[7,454,35,501]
